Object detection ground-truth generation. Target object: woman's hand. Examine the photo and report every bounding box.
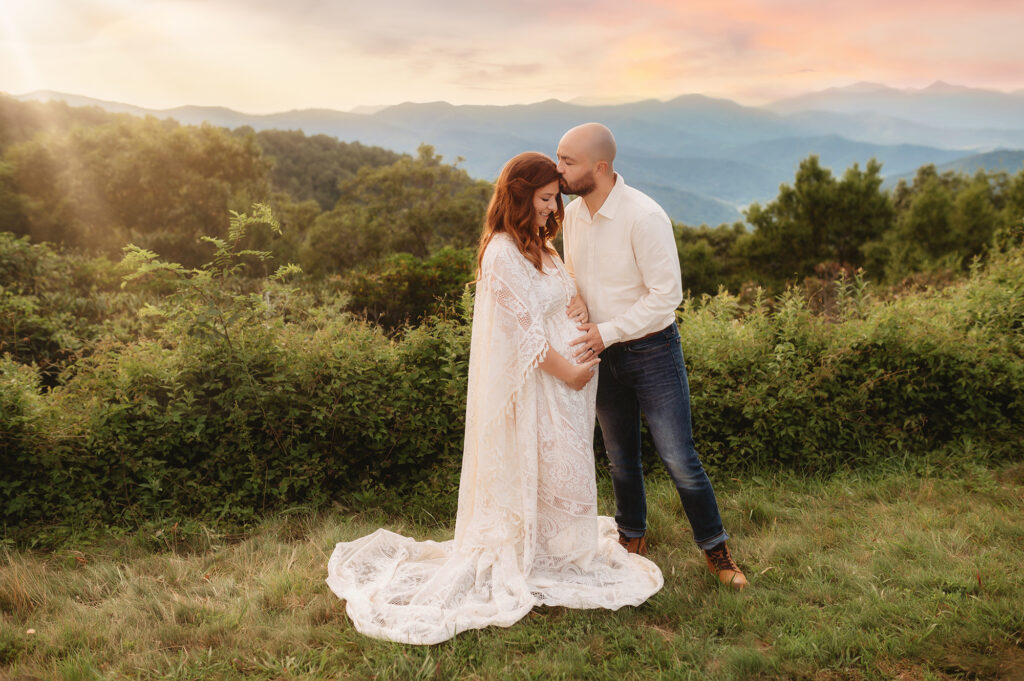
[566,355,600,391]
[566,294,589,324]
[538,343,599,390]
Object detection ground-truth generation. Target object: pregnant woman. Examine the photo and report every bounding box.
[326,152,662,644]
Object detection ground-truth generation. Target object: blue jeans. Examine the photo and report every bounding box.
[596,324,728,551]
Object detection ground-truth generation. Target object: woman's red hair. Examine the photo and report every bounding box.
[477,152,564,275]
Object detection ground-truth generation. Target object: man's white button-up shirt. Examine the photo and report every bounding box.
[562,173,683,347]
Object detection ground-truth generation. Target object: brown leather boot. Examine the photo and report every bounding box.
[618,533,649,556]
[704,542,748,590]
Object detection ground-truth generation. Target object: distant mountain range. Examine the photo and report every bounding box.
[768,81,1024,131]
[883,149,1024,187]
[13,82,1024,226]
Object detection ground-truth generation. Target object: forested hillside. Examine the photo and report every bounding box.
[243,129,403,210]
[19,85,1024,227]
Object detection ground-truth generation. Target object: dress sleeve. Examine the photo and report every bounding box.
[455,235,548,552]
[466,236,549,429]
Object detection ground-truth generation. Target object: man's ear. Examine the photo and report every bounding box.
[596,160,609,175]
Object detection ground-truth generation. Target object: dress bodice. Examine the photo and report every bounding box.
[535,256,580,360]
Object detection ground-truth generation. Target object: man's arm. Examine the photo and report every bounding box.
[595,210,682,347]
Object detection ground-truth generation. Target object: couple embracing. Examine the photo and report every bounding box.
[326,123,747,645]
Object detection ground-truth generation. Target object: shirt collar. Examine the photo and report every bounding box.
[593,173,625,221]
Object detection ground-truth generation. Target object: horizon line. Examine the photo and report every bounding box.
[8,79,1024,118]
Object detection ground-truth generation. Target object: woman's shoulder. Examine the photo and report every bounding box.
[486,231,514,248]
[482,232,519,264]
[483,233,541,281]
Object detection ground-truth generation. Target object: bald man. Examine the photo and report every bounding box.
[556,123,747,590]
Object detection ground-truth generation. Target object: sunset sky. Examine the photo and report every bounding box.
[2,0,1023,113]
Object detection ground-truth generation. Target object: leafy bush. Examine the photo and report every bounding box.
[1,207,469,536]
[683,232,1024,473]
[25,304,470,533]
[0,358,45,523]
[344,246,475,331]
[0,232,141,384]
[3,215,1022,541]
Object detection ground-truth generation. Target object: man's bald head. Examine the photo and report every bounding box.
[560,122,617,167]
[556,123,617,197]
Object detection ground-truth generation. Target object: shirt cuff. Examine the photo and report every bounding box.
[596,321,619,348]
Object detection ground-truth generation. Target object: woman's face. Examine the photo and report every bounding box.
[532,180,560,230]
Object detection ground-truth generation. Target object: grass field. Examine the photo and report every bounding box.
[2,460,1022,680]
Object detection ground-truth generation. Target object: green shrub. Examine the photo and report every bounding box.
[3,215,1022,540]
[0,206,470,535]
[0,232,143,384]
[0,357,44,524]
[33,305,469,530]
[344,246,475,331]
[683,236,1024,473]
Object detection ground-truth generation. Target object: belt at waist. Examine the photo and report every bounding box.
[609,323,675,349]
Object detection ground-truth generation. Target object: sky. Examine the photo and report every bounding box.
[2,0,1023,114]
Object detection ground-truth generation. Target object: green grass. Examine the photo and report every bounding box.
[2,460,1023,680]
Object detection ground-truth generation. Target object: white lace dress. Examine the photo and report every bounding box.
[325,234,663,644]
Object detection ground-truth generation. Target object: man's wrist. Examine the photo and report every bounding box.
[596,322,618,348]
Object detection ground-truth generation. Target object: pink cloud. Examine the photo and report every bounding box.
[5,0,1023,111]
[556,0,1024,101]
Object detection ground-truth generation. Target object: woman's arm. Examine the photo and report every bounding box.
[538,345,599,391]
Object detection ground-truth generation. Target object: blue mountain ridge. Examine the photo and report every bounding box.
[13,85,1024,226]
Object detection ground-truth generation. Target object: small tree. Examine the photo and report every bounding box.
[742,156,893,285]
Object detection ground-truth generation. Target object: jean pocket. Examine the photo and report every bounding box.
[624,336,673,354]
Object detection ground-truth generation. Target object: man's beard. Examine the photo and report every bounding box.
[559,170,596,197]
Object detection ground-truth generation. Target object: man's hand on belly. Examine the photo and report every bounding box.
[566,294,589,324]
[570,323,606,361]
